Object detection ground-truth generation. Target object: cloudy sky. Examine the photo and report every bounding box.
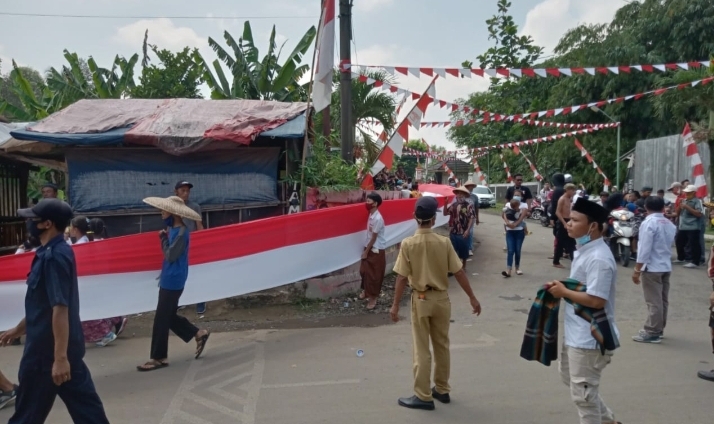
[0,0,628,150]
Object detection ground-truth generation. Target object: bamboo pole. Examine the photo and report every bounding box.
[298,0,327,211]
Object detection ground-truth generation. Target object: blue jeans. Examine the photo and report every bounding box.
[505,230,525,269]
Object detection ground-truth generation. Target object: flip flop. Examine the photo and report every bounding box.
[553,264,565,269]
[516,270,523,275]
[358,291,367,300]
[137,361,169,372]
[501,271,511,278]
[195,331,211,359]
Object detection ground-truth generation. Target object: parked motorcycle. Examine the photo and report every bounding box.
[529,199,544,221]
[608,209,635,267]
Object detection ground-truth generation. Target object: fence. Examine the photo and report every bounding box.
[632,134,710,194]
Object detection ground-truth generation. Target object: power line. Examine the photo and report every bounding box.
[0,12,318,20]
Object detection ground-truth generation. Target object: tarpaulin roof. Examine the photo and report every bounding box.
[10,99,308,155]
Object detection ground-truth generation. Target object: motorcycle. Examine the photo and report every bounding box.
[608,209,635,267]
[529,199,544,220]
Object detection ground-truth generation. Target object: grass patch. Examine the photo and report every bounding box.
[292,297,326,311]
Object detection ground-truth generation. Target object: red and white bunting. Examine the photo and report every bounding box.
[473,158,487,186]
[355,73,714,124]
[360,78,437,189]
[474,127,600,152]
[512,145,543,181]
[348,60,712,80]
[311,0,335,112]
[682,123,708,198]
[500,153,513,183]
[360,118,617,130]
[573,139,611,190]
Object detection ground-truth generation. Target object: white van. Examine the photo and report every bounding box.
[473,185,496,208]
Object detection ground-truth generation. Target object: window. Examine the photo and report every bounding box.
[474,187,492,195]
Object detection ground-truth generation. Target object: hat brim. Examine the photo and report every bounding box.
[17,208,38,219]
[143,197,201,221]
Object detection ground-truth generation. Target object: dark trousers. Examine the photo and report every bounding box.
[151,288,199,360]
[676,229,702,266]
[9,360,109,424]
[553,221,575,265]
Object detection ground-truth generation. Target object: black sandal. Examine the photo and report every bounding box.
[137,360,169,372]
[195,331,211,359]
[501,271,511,278]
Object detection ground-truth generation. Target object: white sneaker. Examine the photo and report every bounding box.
[96,331,117,347]
[683,263,698,268]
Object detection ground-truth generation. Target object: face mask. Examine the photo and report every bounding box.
[513,196,522,202]
[575,224,595,246]
[26,219,45,240]
[365,204,374,212]
[163,216,174,227]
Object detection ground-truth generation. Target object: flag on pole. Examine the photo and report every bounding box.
[500,153,513,183]
[311,0,335,112]
[361,77,438,189]
[682,123,708,198]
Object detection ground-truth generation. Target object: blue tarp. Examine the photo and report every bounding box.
[259,113,305,139]
[66,148,280,212]
[10,126,129,146]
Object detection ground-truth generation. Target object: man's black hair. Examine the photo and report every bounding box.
[584,215,605,233]
[513,173,523,179]
[645,195,665,212]
[366,192,383,207]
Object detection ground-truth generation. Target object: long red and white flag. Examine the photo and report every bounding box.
[0,198,450,330]
[512,145,543,181]
[361,77,437,189]
[500,153,513,183]
[682,123,708,198]
[311,0,335,112]
[473,157,487,186]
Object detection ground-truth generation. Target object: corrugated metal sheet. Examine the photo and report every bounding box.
[633,134,710,193]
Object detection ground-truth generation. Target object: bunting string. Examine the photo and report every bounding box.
[347,59,712,80]
[354,73,714,123]
[360,118,618,130]
[500,153,513,183]
[511,145,543,181]
[573,139,611,189]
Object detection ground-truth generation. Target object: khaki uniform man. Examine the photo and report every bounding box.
[390,196,482,411]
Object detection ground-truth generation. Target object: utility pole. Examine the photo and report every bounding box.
[339,0,354,162]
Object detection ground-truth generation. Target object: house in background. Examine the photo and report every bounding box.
[427,158,472,184]
[0,117,31,255]
[0,98,309,239]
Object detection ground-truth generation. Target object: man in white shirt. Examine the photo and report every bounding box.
[546,198,619,424]
[359,192,387,310]
[631,196,677,343]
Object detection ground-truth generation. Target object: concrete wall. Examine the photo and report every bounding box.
[296,245,400,299]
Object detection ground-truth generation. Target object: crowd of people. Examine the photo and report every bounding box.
[2,170,714,423]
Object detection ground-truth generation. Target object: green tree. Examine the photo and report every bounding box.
[0,60,54,121]
[132,46,202,99]
[319,70,398,165]
[395,139,429,180]
[196,21,316,101]
[0,62,46,119]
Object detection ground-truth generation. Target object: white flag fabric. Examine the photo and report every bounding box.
[312,0,335,112]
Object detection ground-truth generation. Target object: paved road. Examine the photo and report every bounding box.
[2,212,713,423]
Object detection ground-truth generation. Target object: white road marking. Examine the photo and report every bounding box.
[261,379,362,389]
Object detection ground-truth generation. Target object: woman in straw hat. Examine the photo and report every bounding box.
[137,196,210,371]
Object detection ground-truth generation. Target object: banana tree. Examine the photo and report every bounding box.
[195,21,316,101]
[0,60,53,121]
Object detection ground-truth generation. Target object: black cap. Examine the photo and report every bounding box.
[175,180,193,190]
[572,197,609,223]
[18,198,73,225]
[41,182,58,191]
[415,196,438,219]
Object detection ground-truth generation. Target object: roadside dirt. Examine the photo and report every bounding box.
[123,273,409,338]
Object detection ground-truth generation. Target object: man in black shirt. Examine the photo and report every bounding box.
[0,199,109,424]
[505,174,533,208]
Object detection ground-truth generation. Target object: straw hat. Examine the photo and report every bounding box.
[143,196,201,221]
[453,186,471,196]
[463,180,477,187]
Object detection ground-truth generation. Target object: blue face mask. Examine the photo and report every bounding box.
[163,216,174,227]
[513,196,522,202]
[575,224,595,245]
